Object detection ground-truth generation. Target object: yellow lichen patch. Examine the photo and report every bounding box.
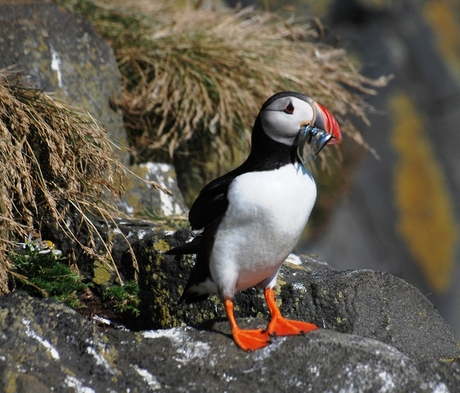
[101,346,120,376]
[3,369,19,393]
[283,262,308,271]
[390,93,457,292]
[92,259,116,286]
[423,0,460,78]
[153,239,170,253]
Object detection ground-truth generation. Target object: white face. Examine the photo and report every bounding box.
[259,96,316,146]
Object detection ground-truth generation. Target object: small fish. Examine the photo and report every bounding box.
[297,124,332,167]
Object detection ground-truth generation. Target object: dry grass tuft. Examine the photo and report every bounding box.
[0,71,127,294]
[56,0,388,195]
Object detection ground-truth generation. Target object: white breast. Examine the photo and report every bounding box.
[210,161,316,298]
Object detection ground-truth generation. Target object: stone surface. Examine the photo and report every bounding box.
[0,1,128,164]
[118,163,188,217]
[54,217,458,360]
[0,291,459,392]
[39,212,460,363]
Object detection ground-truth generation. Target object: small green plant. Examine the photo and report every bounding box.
[9,236,88,307]
[103,280,141,317]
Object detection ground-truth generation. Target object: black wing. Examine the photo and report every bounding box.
[165,235,202,255]
[188,171,236,230]
[169,170,241,303]
[177,220,220,303]
[188,153,265,229]
[166,165,245,259]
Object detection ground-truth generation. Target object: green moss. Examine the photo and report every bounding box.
[103,280,141,317]
[9,244,88,308]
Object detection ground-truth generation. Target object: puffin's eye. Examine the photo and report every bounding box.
[284,102,295,114]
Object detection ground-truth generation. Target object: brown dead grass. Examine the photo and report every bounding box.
[55,0,388,197]
[0,71,127,293]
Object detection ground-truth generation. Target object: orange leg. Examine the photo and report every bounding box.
[224,299,271,352]
[264,288,318,336]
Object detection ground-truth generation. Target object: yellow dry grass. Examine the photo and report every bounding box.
[0,71,126,293]
[56,0,387,194]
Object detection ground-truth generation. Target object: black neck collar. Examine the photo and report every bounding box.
[243,115,298,171]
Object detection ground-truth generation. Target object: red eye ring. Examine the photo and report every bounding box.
[284,102,295,114]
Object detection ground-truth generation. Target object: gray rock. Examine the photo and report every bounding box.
[61,217,458,360]
[117,162,188,217]
[278,268,459,359]
[4,202,460,390]
[0,2,128,164]
[0,291,458,392]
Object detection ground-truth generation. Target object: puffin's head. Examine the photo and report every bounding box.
[258,92,342,160]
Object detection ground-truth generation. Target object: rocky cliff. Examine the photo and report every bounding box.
[0,2,459,392]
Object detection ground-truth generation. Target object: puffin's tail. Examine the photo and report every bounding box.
[178,289,210,304]
[166,235,202,255]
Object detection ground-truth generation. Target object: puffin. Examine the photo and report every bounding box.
[168,92,342,351]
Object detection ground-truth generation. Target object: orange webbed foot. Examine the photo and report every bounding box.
[224,298,272,352]
[267,316,318,337]
[264,288,318,337]
[232,327,272,352]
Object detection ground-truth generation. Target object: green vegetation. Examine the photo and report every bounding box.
[9,236,142,317]
[103,280,141,317]
[9,238,87,308]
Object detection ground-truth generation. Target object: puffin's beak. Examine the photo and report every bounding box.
[297,101,342,164]
[314,102,342,146]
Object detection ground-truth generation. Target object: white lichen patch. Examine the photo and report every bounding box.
[22,318,60,360]
[63,375,96,393]
[378,370,396,391]
[143,327,210,365]
[50,44,63,88]
[284,253,302,265]
[308,364,320,378]
[117,201,135,215]
[253,336,287,361]
[222,372,236,382]
[92,315,112,326]
[292,282,306,291]
[112,227,123,235]
[142,327,186,340]
[420,381,449,393]
[132,364,162,391]
[140,162,186,216]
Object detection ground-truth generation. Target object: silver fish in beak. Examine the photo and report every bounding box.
[297,101,341,166]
